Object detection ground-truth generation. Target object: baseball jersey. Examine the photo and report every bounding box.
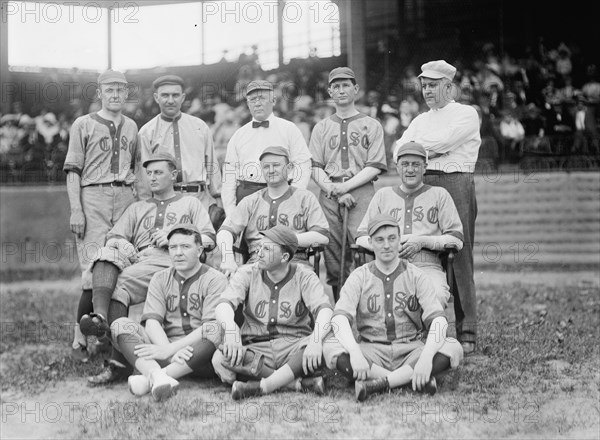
[219,186,329,254]
[138,113,222,195]
[395,102,481,173]
[334,260,445,343]
[219,263,332,341]
[107,194,216,250]
[221,114,312,214]
[356,184,464,248]
[63,113,138,185]
[141,264,227,340]
[309,113,387,179]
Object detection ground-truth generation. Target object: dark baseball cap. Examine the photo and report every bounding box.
[152,75,185,91]
[259,146,289,161]
[167,223,202,242]
[260,224,299,255]
[328,67,356,84]
[368,214,400,236]
[393,141,428,163]
[246,80,274,96]
[143,152,177,168]
[98,69,127,85]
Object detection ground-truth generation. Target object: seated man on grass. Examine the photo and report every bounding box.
[324,214,463,401]
[213,225,333,400]
[111,223,227,401]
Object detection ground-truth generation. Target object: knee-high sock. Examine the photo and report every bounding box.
[92,261,120,319]
[76,289,93,321]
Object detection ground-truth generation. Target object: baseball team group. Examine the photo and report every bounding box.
[64,59,481,402]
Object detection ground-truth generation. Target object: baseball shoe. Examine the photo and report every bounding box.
[150,370,179,402]
[80,313,110,338]
[128,375,151,397]
[221,349,265,378]
[461,342,475,355]
[420,377,437,396]
[70,343,89,363]
[355,377,389,402]
[231,380,262,401]
[87,360,131,387]
[300,376,326,395]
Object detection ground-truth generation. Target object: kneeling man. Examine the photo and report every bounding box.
[111,224,227,401]
[214,225,333,400]
[324,214,463,401]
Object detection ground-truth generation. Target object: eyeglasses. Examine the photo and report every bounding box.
[247,96,269,104]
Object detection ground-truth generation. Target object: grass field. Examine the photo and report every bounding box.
[1,271,599,439]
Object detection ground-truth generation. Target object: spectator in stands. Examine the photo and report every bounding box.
[582,65,600,104]
[522,103,551,154]
[572,93,599,155]
[213,108,241,170]
[499,110,525,163]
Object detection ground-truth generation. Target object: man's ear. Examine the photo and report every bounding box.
[153,92,159,105]
[368,236,372,246]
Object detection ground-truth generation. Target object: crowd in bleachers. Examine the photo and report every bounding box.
[1,39,598,184]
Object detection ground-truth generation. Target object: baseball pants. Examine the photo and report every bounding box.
[77,185,135,289]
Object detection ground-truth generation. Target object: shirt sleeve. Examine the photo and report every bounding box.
[288,123,312,189]
[141,272,168,325]
[299,268,332,316]
[332,268,363,326]
[308,121,325,168]
[190,197,217,243]
[200,270,229,323]
[218,192,253,240]
[218,266,252,310]
[222,132,239,217]
[415,269,445,329]
[202,121,222,197]
[420,105,481,154]
[304,191,329,236]
[365,119,388,171]
[63,117,86,175]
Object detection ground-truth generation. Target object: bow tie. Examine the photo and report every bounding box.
[252,120,269,128]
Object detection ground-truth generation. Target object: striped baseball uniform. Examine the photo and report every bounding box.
[63,112,139,289]
[110,264,227,372]
[138,113,222,209]
[140,264,227,346]
[219,263,332,343]
[101,194,216,307]
[308,113,387,286]
[219,186,329,262]
[356,184,463,305]
[323,260,462,371]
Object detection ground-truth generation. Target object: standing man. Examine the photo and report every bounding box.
[309,67,387,300]
[393,60,481,354]
[217,146,329,276]
[112,224,227,401]
[213,225,333,400]
[138,75,223,228]
[323,215,463,401]
[221,80,312,218]
[80,153,216,385]
[355,142,463,321]
[63,69,138,360]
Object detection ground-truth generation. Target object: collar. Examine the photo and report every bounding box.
[160,113,182,123]
[252,113,275,124]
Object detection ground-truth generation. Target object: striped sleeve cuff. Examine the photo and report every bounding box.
[140,313,164,326]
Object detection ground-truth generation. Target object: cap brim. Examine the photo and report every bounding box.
[418,70,446,79]
[329,75,354,83]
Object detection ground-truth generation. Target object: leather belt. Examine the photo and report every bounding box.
[174,183,205,192]
[86,181,130,188]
